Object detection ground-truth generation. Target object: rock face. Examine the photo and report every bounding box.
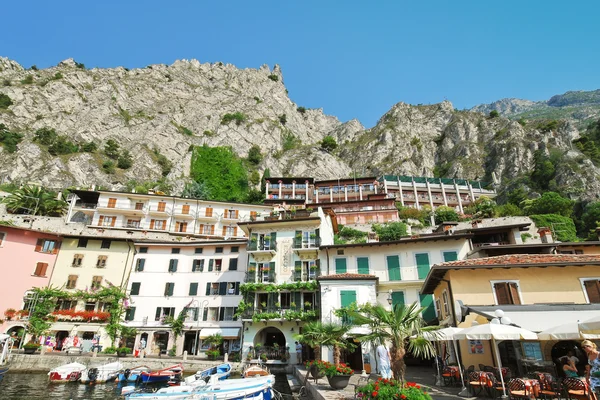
[0,57,599,201]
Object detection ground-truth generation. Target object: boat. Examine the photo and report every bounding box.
[117,365,151,383]
[242,364,270,378]
[122,374,276,400]
[80,361,123,383]
[182,363,232,384]
[139,363,183,383]
[48,362,87,382]
[0,334,11,381]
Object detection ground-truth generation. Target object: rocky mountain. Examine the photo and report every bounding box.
[1,57,599,201]
[472,89,600,128]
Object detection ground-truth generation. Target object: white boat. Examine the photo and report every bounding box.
[123,374,276,400]
[80,361,123,383]
[179,363,232,386]
[48,362,87,382]
[0,334,10,380]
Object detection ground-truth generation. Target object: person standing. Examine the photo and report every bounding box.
[583,340,600,395]
[295,341,303,365]
[139,337,147,358]
[377,342,392,379]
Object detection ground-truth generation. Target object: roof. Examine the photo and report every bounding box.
[422,254,600,294]
[0,224,62,238]
[315,177,378,185]
[321,233,473,250]
[318,273,378,281]
[455,222,531,234]
[266,177,314,184]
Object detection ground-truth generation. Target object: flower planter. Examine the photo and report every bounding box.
[309,365,325,380]
[327,374,352,390]
[23,347,38,355]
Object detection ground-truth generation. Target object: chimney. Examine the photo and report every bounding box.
[537,227,553,244]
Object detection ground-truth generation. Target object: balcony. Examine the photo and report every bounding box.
[173,207,195,219]
[293,237,320,257]
[196,212,218,222]
[73,202,97,210]
[97,204,146,216]
[147,206,170,216]
[240,306,319,322]
[245,270,277,284]
[247,240,277,257]
[292,269,321,282]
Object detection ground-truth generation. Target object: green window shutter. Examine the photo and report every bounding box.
[155,307,161,321]
[268,261,275,281]
[219,282,227,295]
[208,259,214,272]
[294,230,302,248]
[169,259,178,272]
[416,253,430,279]
[335,258,347,274]
[357,257,369,275]
[234,282,240,295]
[136,259,145,272]
[270,232,277,244]
[391,292,405,310]
[443,251,458,262]
[189,282,198,296]
[205,282,211,296]
[167,283,174,296]
[340,290,357,308]
[420,293,436,322]
[130,282,141,296]
[202,308,208,321]
[219,307,225,321]
[249,233,258,251]
[229,258,238,271]
[386,255,401,281]
[125,307,136,321]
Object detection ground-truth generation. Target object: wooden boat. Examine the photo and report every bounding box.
[48,362,87,382]
[139,363,183,383]
[0,334,10,380]
[243,364,270,378]
[80,361,123,383]
[122,374,275,400]
[117,365,151,383]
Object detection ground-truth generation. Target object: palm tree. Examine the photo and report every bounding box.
[3,185,67,216]
[295,322,355,365]
[347,302,436,381]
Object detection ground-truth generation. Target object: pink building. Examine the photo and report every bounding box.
[0,226,61,335]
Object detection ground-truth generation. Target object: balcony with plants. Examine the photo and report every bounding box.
[236,291,319,322]
[247,233,277,255]
[245,263,277,283]
[292,261,321,282]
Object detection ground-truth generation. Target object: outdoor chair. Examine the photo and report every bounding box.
[507,378,530,400]
[483,372,506,399]
[562,377,597,400]
[535,373,561,400]
[479,364,486,371]
[468,371,486,396]
[441,366,457,386]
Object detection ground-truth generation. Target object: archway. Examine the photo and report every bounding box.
[56,331,69,351]
[5,325,24,348]
[551,341,585,377]
[254,327,286,360]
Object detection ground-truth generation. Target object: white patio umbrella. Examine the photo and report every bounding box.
[424,327,468,395]
[454,323,538,398]
[580,316,600,334]
[538,321,600,340]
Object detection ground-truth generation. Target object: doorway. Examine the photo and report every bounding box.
[153,332,169,355]
[183,331,198,355]
[342,338,363,371]
[55,330,69,351]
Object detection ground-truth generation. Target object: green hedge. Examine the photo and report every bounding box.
[529,214,577,242]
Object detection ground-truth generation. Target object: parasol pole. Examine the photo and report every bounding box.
[492,338,508,398]
[452,339,468,396]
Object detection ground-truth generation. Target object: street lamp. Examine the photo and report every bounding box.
[387,290,393,306]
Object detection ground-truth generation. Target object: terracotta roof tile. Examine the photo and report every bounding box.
[317,273,378,280]
[436,254,600,268]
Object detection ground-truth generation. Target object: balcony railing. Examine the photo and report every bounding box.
[74,202,97,209]
[248,241,277,252]
[240,305,319,321]
[245,271,277,284]
[292,237,321,249]
[292,269,321,282]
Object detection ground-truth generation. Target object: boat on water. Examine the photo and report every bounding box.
[139,363,183,383]
[179,362,231,385]
[122,374,276,400]
[80,361,123,383]
[0,334,11,380]
[48,362,87,382]
[242,364,270,378]
[117,365,151,383]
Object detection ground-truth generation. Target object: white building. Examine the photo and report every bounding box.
[123,239,248,357]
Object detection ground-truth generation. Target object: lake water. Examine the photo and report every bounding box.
[0,372,292,399]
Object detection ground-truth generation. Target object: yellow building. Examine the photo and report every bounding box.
[422,254,600,375]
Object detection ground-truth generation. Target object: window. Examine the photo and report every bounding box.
[155,307,175,321]
[150,219,166,230]
[126,219,141,228]
[208,259,214,272]
[175,221,187,232]
[215,259,222,272]
[125,307,136,321]
[223,307,235,321]
[96,256,108,268]
[130,282,141,296]
[215,247,223,254]
[181,204,190,214]
[171,248,181,254]
[335,258,347,274]
[135,202,144,210]
[205,207,213,217]
[91,276,103,290]
[194,248,203,254]
[357,257,369,275]
[101,240,111,249]
[164,282,175,297]
[281,292,291,309]
[492,281,522,305]
[77,238,88,248]
[231,246,239,253]
[85,301,96,311]
[199,224,215,235]
[186,307,199,321]
[139,247,148,254]
[107,198,117,208]
[98,216,116,227]
[33,262,48,277]
[72,254,84,267]
[223,226,237,237]
[192,259,204,272]
[66,275,78,289]
[157,201,166,212]
[135,258,145,272]
[189,282,198,296]
[225,209,238,219]
[435,298,442,318]
[337,249,344,255]
[442,290,450,316]
[229,258,238,271]
[228,283,236,295]
[387,255,401,281]
[415,253,430,280]
[443,251,458,262]
[208,307,218,321]
[35,239,58,254]
[168,259,178,272]
[582,279,600,303]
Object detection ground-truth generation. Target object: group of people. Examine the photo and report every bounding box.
[556,341,600,393]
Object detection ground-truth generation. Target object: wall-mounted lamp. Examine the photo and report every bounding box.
[387,289,393,305]
[290,327,294,332]
[245,327,249,331]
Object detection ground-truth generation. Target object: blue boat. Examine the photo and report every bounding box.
[139,363,183,384]
[192,363,232,382]
[117,365,151,383]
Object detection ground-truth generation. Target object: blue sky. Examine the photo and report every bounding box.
[3,1,599,127]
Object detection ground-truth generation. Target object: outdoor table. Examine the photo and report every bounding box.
[447,366,461,379]
[521,378,540,399]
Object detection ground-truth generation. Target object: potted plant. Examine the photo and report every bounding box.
[306,360,327,380]
[260,353,268,363]
[16,310,29,319]
[274,302,281,308]
[206,349,220,360]
[103,346,117,354]
[356,378,433,399]
[290,302,297,309]
[306,208,314,213]
[260,302,267,309]
[117,346,132,357]
[23,342,40,354]
[319,361,353,390]
[310,233,317,239]
[4,308,16,321]
[310,264,318,271]
[248,267,256,273]
[304,301,312,308]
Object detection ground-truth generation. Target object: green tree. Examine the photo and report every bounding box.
[33,127,58,146]
[81,141,97,153]
[0,93,13,109]
[529,214,577,242]
[580,202,600,239]
[320,135,338,153]
[293,321,327,361]
[181,181,211,199]
[104,139,120,159]
[296,322,354,365]
[372,222,408,242]
[347,302,436,381]
[2,185,67,216]
[489,110,499,118]
[506,187,528,206]
[260,168,271,193]
[497,203,523,217]
[249,170,260,186]
[297,106,306,114]
[467,195,497,218]
[0,124,23,153]
[20,75,34,84]
[190,145,248,202]
[279,114,287,125]
[245,189,265,204]
[531,150,555,190]
[117,149,133,169]
[48,136,79,155]
[102,160,115,174]
[247,145,263,165]
[434,206,459,224]
[526,192,574,217]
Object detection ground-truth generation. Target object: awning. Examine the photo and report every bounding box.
[199,328,240,339]
[50,324,74,332]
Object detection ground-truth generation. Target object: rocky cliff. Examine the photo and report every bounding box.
[1,57,599,201]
